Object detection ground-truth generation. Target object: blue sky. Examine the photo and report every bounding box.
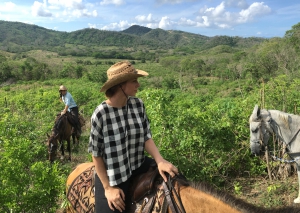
[0,0,299,38]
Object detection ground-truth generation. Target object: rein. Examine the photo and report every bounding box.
[162,175,186,213]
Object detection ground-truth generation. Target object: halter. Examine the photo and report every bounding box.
[48,135,58,154]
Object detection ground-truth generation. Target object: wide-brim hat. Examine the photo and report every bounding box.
[59,85,67,91]
[100,61,148,93]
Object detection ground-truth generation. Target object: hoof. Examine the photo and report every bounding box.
[294,197,300,203]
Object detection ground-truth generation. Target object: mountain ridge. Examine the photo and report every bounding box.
[0,20,266,54]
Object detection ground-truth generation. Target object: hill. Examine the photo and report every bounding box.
[0,20,265,55]
[122,24,152,35]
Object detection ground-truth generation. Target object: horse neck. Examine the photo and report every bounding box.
[177,186,241,213]
[268,110,300,149]
[54,115,72,137]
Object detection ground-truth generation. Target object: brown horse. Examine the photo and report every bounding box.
[65,163,300,213]
[46,112,79,162]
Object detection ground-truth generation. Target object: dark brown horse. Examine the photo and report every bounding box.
[46,112,80,162]
[65,163,300,213]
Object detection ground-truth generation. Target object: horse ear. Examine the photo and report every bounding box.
[252,105,260,120]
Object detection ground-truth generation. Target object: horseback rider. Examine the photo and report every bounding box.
[88,61,178,213]
[59,85,81,137]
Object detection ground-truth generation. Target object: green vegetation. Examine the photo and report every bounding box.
[1,21,300,212]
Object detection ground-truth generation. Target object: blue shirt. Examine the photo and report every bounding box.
[62,92,77,111]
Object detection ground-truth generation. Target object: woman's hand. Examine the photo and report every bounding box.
[157,159,179,182]
[104,186,126,212]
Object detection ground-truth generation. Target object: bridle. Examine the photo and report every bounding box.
[48,135,61,159]
[250,118,269,153]
[162,175,186,213]
[48,136,57,154]
[255,110,300,163]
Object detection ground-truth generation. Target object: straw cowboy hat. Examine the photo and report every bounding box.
[100,61,149,92]
[59,85,67,91]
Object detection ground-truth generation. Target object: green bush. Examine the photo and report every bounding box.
[0,113,65,213]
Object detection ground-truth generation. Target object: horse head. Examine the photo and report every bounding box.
[46,133,59,162]
[249,105,271,156]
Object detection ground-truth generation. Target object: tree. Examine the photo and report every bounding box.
[0,62,12,82]
[285,22,300,52]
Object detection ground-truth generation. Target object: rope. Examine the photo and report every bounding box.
[271,155,300,163]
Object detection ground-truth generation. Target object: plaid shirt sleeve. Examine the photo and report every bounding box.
[142,102,152,142]
[88,105,105,157]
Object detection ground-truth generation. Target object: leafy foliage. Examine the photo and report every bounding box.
[1,21,300,211]
[0,101,66,212]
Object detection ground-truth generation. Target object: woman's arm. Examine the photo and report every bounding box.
[92,156,110,189]
[92,156,125,212]
[61,105,69,115]
[144,138,178,181]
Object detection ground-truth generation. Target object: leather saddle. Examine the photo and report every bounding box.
[130,161,160,203]
[129,164,186,213]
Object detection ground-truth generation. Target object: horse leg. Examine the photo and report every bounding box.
[67,139,71,161]
[74,133,80,146]
[294,164,300,203]
[60,141,65,160]
[72,132,76,145]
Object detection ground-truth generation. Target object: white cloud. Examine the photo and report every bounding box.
[71,9,97,18]
[146,23,159,29]
[178,17,196,26]
[238,2,272,23]
[100,0,124,6]
[135,14,155,23]
[158,16,174,30]
[191,1,271,29]
[195,16,211,27]
[48,0,85,9]
[88,23,97,28]
[156,0,196,4]
[156,0,184,3]
[101,20,131,31]
[211,2,226,17]
[0,2,16,11]
[32,1,52,17]
[30,0,97,19]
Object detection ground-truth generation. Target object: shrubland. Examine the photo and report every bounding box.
[1,22,300,212]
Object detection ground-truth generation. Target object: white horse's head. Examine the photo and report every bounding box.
[249,105,271,156]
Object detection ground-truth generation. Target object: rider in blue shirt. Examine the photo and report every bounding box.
[59,85,81,137]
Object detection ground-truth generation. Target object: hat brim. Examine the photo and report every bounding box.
[100,69,148,93]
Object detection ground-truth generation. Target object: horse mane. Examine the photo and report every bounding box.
[187,181,300,213]
[277,111,290,129]
[51,113,66,136]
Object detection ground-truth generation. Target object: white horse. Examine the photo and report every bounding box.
[249,105,300,203]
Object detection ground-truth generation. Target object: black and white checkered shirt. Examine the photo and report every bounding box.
[88,97,152,186]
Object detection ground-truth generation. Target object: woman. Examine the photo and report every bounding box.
[88,61,178,213]
[59,85,81,137]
